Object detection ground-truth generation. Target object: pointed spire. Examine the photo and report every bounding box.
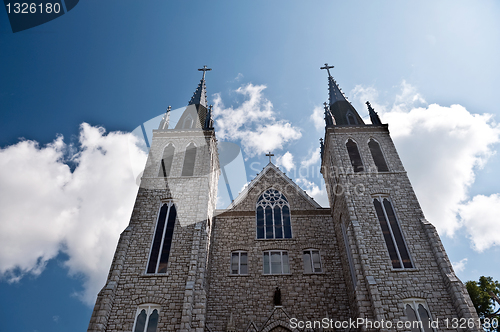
[366,101,382,125]
[158,106,171,130]
[188,65,211,107]
[320,63,365,126]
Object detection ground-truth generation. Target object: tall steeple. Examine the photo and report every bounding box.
[188,65,211,108]
[176,66,214,130]
[320,63,364,126]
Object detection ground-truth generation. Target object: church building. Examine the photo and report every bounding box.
[87,66,479,332]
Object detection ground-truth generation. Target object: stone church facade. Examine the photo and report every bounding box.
[87,67,479,332]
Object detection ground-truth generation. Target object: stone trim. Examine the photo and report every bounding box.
[132,296,168,305]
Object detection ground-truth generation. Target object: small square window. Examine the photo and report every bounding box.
[263,251,289,274]
[303,249,322,273]
[230,251,248,275]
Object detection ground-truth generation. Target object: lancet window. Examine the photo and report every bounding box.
[403,299,435,332]
[256,189,292,239]
[133,304,160,332]
[368,139,389,172]
[181,143,196,176]
[373,196,413,269]
[158,144,174,177]
[346,139,364,172]
[147,201,177,274]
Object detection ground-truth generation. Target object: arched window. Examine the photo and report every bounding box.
[158,144,175,177]
[403,299,435,332]
[346,139,364,172]
[133,304,160,332]
[368,139,389,172]
[373,196,412,269]
[147,202,177,274]
[182,114,194,129]
[181,143,196,176]
[346,111,357,125]
[256,189,292,239]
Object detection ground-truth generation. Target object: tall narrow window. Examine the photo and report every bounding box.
[256,189,292,239]
[346,139,364,172]
[181,143,196,176]
[346,111,357,125]
[230,251,248,275]
[158,144,175,177]
[263,250,290,274]
[368,139,389,172]
[133,304,160,332]
[373,196,412,269]
[147,202,177,274]
[403,299,435,332]
[303,249,322,273]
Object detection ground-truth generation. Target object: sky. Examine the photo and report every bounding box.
[1,1,500,331]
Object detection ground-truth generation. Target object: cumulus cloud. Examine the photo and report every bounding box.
[452,258,468,273]
[359,81,500,250]
[295,178,329,207]
[213,84,302,157]
[310,106,324,131]
[276,151,295,172]
[459,194,500,252]
[301,147,321,169]
[0,123,147,304]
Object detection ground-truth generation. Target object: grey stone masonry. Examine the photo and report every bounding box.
[206,165,351,332]
[321,124,480,331]
[87,120,219,331]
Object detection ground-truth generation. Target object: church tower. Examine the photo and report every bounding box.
[87,67,219,332]
[319,64,479,330]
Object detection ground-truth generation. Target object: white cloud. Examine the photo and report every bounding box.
[310,106,324,131]
[459,194,500,252]
[300,147,321,169]
[452,258,468,273]
[295,178,329,207]
[366,81,500,248]
[0,123,147,305]
[276,151,295,172]
[213,84,302,157]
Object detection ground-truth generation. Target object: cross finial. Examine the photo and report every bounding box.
[265,152,274,163]
[167,105,171,112]
[323,101,328,109]
[198,65,212,80]
[320,63,334,77]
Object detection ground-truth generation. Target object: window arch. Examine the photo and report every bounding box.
[403,299,435,332]
[181,142,196,176]
[368,139,389,172]
[147,201,177,274]
[346,111,357,125]
[346,139,364,172]
[256,189,292,239]
[158,144,175,177]
[133,304,160,332]
[182,114,194,129]
[372,196,412,269]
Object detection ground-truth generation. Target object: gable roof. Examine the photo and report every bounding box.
[227,162,322,210]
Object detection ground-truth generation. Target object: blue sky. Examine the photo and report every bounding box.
[1,1,500,331]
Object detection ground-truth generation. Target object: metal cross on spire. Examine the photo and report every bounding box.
[198,65,212,80]
[265,152,274,163]
[320,63,334,77]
